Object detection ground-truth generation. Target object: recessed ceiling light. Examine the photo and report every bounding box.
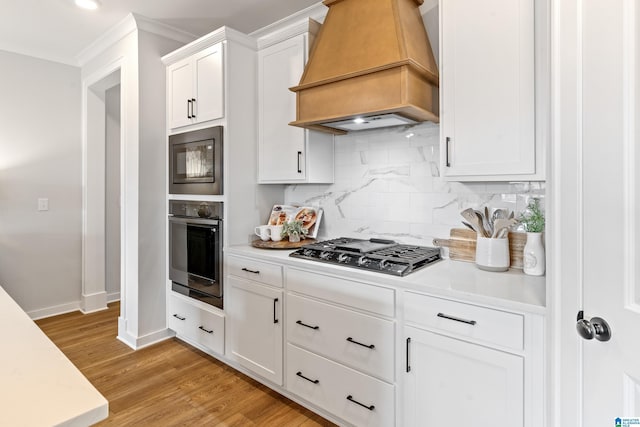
[75,0,100,10]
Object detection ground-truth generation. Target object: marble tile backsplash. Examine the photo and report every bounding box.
[284,122,545,247]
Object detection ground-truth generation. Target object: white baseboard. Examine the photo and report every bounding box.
[81,291,108,314]
[28,301,82,320]
[117,316,173,350]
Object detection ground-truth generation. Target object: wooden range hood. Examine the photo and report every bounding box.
[289,0,439,134]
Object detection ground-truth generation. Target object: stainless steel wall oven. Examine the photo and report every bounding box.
[169,200,223,309]
[169,126,223,195]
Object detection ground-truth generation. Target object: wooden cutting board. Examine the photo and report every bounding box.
[433,228,526,268]
[251,238,315,249]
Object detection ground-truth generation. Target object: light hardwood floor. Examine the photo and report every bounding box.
[36,302,336,426]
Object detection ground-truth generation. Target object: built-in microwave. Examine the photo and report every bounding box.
[169,126,223,195]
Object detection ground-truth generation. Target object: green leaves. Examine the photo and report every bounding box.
[519,198,545,233]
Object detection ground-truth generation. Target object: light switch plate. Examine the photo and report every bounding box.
[38,198,49,211]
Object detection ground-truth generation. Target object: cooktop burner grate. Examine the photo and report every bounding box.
[289,237,441,276]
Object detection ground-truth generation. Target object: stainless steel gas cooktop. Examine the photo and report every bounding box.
[289,237,441,276]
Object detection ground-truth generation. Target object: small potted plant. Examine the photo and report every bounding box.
[519,198,545,276]
[281,220,308,243]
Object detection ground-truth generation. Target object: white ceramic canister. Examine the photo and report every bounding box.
[475,236,510,272]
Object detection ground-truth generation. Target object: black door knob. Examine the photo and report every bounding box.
[576,310,611,341]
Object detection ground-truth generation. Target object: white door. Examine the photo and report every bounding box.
[554,0,640,425]
[226,276,283,385]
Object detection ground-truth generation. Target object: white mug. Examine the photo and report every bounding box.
[254,225,270,241]
[269,225,284,242]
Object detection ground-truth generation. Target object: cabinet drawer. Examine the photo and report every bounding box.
[288,268,394,317]
[168,294,196,336]
[287,293,395,383]
[405,292,524,351]
[226,255,283,288]
[168,294,225,355]
[287,344,395,427]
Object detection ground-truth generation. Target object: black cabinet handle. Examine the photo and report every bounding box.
[445,137,451,167]
[187,99,192,119]
[406,337,411,372]
[346,337,375,349]
[191,98,196,118]
[273,298,279,324]
[346,395,375,411]
[241,267,260,274]
[296,320,319,330]
[198,326,213,334]
[437,312,477,325]
[173,314,186,321]
[296,371,319,384]
[297,151,302,173]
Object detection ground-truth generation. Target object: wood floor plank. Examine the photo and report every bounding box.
[36,302,335,427]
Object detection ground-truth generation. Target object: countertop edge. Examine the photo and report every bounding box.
[226,245,547,316]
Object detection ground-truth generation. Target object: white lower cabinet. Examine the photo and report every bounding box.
[403,291,542,427]
[168,292,225,355]
[287,343,395,427]
[215,255,544,427]
[226,275,283,385]
[287,293,395,383]
[404,326,524,427]
[285,268,396,426]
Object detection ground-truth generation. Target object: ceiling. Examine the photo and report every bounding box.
[0,0,321,66]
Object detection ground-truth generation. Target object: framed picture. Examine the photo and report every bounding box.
[267,205,323,238]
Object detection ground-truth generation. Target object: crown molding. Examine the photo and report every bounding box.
[161,26,257,66]
[76,13,197,67]
[250,2,327,40]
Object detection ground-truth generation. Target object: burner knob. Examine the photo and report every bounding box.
[379,259,388,269]
[320,251,332,260]
[357,256,368,266]
[337,253,350,263]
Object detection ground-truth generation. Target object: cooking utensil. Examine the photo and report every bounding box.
[491,218,518,238]
[461,208,488,237]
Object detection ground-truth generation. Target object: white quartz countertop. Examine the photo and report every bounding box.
[0,286,108,427]
[227,245,546,315]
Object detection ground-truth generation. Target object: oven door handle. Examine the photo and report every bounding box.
[169,216,220,226]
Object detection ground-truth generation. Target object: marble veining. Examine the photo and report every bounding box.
[285,122,545,247]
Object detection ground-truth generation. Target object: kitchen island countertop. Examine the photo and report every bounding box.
[227,244,546,315]
[0,286,108,427]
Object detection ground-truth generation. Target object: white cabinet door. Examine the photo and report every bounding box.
[258,35,306,181]
[168,58,194,129]
[227,276,283,385]
[404,326,524,427]
[167,43,224,130]
[193,44,224,124]
[441,0,536,180]
[258,34,334,184]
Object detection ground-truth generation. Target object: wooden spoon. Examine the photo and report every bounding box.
[461,208,488,237]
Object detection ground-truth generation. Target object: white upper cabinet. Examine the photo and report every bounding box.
[257,21,334,184]
[440,0,545,181]
[167,43,224,129]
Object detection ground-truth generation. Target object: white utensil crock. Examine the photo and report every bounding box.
[475,236,510,272]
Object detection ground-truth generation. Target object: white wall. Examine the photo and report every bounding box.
[0,50,82,317]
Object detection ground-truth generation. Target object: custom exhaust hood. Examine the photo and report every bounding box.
[289,0,439,134]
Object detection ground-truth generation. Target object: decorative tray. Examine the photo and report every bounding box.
[251,238,315,250]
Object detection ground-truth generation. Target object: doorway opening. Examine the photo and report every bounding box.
[83,68,122,313]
